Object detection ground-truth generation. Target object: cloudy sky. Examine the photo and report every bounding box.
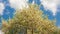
[0,0,60,34]
[0,0,60,27]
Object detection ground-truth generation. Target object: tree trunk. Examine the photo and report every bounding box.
[32,28,33,34]
[24,27,27,34]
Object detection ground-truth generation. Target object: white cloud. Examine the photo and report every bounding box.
[0,3,5,15]
[9,0,28,10]
[41,0,58,16]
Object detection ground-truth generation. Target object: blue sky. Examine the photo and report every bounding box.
[0,0,60,27]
